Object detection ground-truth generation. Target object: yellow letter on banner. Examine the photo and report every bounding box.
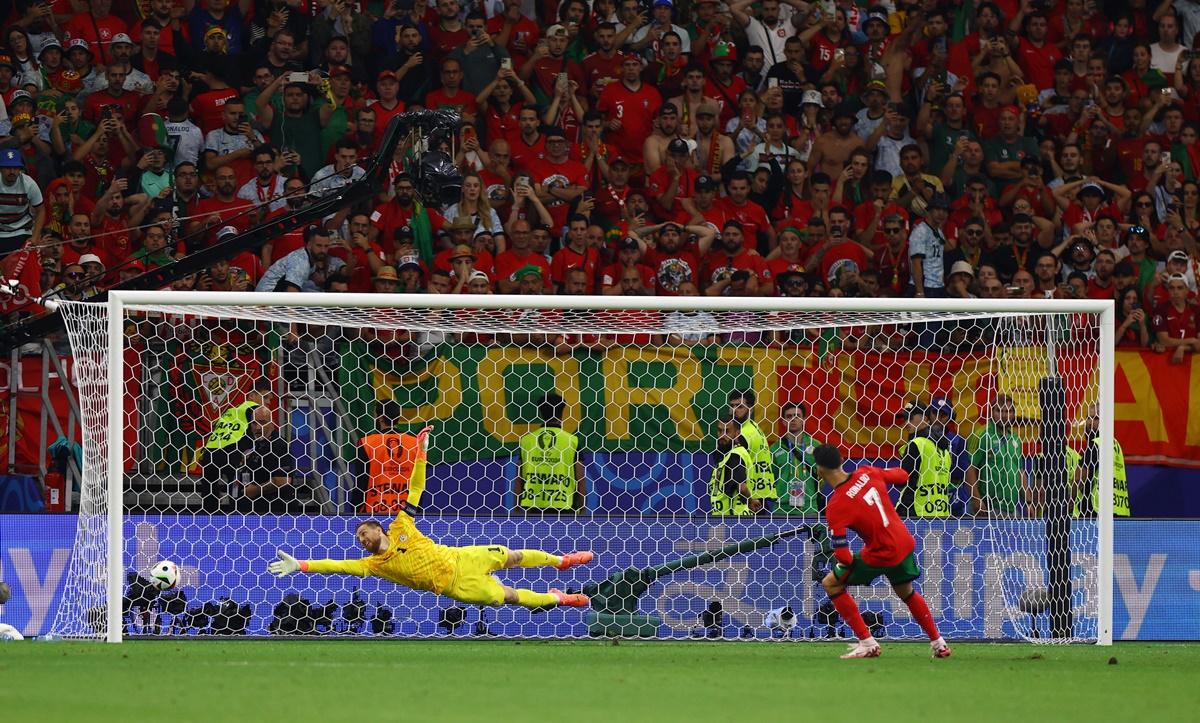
[603,348,704,442]
[1113,351,1168,443]
[477,348,581,443]
[375,358,463,425]
[1186,354,1200,448]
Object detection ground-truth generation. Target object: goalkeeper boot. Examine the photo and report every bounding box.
[840,638,882,659]
[556,551,595,571]
[550,588,590,607]
[931,638,952,659]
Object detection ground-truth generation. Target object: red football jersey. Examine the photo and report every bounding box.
[596,80,663,167]
[826,466,914,568]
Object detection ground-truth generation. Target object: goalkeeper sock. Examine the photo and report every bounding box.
[515,550,562,568]
[830,591,871,640]
[902,590,941,641]
[514,588,559,607]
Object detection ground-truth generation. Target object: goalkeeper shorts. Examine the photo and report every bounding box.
[445,545,510,606]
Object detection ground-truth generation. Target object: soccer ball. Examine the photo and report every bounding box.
[148,561,179,590]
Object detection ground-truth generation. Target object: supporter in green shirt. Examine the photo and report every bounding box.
[967,394,1029,516]
[770,402,823,515]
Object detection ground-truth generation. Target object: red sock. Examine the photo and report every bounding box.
[903,591,941,641]
[830,591,871,640]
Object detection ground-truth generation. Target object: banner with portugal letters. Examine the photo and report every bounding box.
[338,345,1200,469]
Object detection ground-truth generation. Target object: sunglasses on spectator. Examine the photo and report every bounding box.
[66,271,85,279]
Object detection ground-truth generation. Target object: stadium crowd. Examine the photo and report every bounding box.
[0,0,1197,357]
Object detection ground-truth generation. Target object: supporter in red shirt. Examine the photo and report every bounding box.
[188,167,247,250]
[63,0,127,65]
[601,236,656,293]
[646,139,698,223]
[718,171,775,252]
[488,0,540,70]
[642,221,716,295]
[369,175,446,259]
[704,44,747,128]
[370,70,407,145]
[426,0,470,61]
[550,215,601,293]
[702,219,771,295]
[509,106,547,172]
[494,218,552,293]
[1015,12,1064,91]
[581,22,622,99]
[522,24,586,105]
[873,214,911,295]
[813,207,873,284]
[1086,250,1120,300]
[424,59,474,116]
[596,54,663,175]
[189,63,241,135]
[528,128,590,232]
[682,175,732,231]
[83,66,142,125]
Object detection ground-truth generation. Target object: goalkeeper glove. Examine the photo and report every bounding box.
[268,550,301,577]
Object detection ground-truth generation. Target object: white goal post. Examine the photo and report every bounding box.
[53,291,1114,644]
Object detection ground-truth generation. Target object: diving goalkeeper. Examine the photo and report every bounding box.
[267,427,593,608]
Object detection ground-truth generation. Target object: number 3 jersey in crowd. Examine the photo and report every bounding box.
[826,466,914,568]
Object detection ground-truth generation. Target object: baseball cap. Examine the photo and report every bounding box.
[0,148,23,168]
[1168,250,1190,263]
[928,192,951,210]
[546,24,568,37]
[1078,181,1105,196]
[78,253,105,268]
[509,265,541,281]
[449,244,475,260]
[695,175,719,192]
[863,79,888,97]
[621,52,643,64]
[653,0,673,6]
[111,33,134,46]
[619,237,640,252]
[397,256,422,272]
[373,266,400,282]
[864,10,889,26]
[657,102,679,116]
[949,261,975,278]
[469,269,492,283]
[377,69,400,82]
[203,26,228,41]
[328,64,353,78]
[216,225,239,240]
[37,38,62,57]
[608,154,630,167]
[394,225,415,240]
[66,39,92,54]
[8,90,33,105]
[696,101,719,116]
[667,138,689,155]
[801,89,824,107]
[999,104,1021,117]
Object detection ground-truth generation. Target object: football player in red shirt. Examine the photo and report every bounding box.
[814,444,952,660]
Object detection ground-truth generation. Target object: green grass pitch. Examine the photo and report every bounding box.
[4,640,1197,722]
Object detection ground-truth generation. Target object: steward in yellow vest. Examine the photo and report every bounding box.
[897,404,955,517]
[729,388,775,512]
[515,393,586,511]
[1069,436,1131,518]
[710,414,753,516]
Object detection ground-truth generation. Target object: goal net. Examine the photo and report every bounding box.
[50,292,1114,643]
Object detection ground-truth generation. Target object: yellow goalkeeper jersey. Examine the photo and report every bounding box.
[304,512,457,594]
[303,440,457,593]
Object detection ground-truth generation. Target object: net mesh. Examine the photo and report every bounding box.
[50,297,1105,642]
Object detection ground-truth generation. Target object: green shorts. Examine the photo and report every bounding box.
[832,551,921,587]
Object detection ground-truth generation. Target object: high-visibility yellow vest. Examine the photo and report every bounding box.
[1071,437,1130,517]
[518,426,579,510]
[710,446,753,516]
[204,401,259,450]
[740,419,776,499]
[912,437,952,518]
[360,432,421,514]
